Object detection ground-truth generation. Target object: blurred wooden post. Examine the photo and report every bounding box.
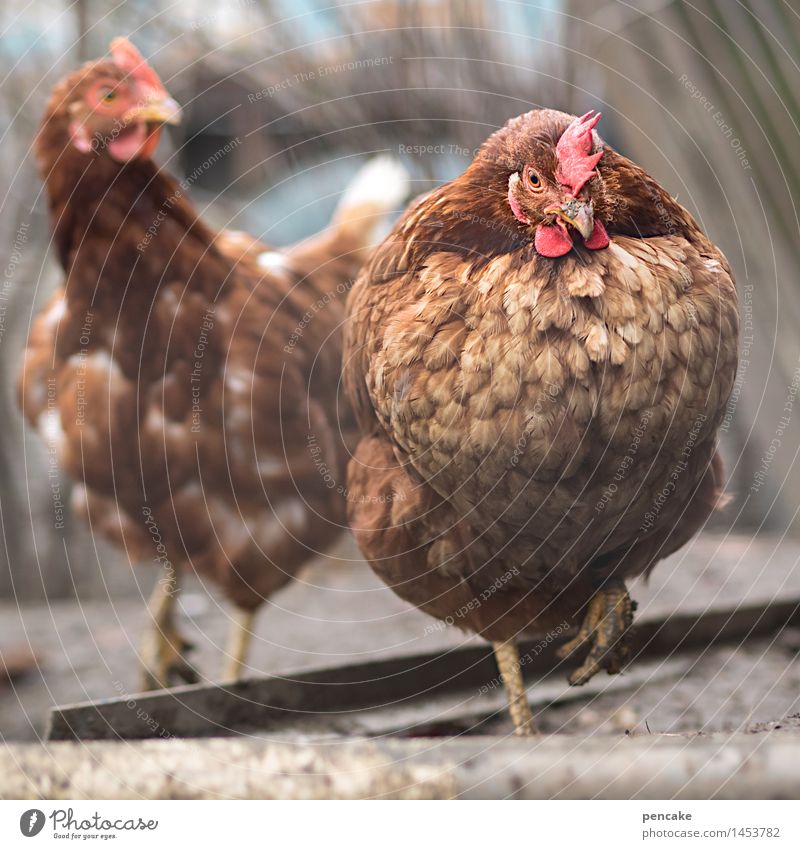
[76,0,89,62]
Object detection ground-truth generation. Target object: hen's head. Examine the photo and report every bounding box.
[467,108,688,258]
[490,109,607,257]
[39,37,181,166]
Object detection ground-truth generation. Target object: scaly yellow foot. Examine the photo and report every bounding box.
[139,622,198,691]
[139,570,200,691]
[557,582,636,686]
[222,607,257,682]
[492,639,537,736]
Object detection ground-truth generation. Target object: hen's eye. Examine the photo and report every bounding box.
[525,167,543,191]
[101,90,117,102]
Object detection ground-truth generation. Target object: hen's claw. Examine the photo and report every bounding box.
[139,569,200,691]
[558,583,636,686]
[139,627,199,691]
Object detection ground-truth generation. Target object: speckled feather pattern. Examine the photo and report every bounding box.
[20,66,365,611]
[344,111,739,641]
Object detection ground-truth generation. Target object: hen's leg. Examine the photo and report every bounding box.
[139,569,199,691]
[557,580,635,686]
[492,639,536,735]
[223,607,256,682]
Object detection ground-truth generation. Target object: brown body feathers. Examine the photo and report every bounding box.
[344,109,738,643]
[20,48,404,621]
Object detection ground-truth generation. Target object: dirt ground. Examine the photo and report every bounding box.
[1,532,799,742]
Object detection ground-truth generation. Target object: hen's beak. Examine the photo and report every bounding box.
[124,93,182,126]
[547,198,594,240]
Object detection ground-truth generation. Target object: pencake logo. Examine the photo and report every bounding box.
[19,809,46,837]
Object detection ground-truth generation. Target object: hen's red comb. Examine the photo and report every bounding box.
[555,110,603,196]
[109,37,167,95]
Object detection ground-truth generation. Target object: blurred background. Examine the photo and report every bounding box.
[1,0,799,740]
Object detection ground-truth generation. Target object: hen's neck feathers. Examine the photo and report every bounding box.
[381,150,701,283]
[35,104,220,292]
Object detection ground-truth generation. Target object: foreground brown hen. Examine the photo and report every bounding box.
[20,39,407,689]
[344,109,738,733]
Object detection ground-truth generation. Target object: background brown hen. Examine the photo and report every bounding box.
[18,39,408,689]
[344,108,739,734]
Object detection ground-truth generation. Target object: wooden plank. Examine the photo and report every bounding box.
[47,596,800,742]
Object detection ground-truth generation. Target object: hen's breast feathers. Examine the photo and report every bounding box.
[346,225,738,526]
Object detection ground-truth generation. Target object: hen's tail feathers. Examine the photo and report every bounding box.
[332,155,410,254]
[283,156,409,282]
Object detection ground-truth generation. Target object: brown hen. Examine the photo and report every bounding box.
[344,109,738,734]
[19,38,408,689]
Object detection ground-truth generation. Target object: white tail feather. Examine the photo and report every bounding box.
[334,155,410,245]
